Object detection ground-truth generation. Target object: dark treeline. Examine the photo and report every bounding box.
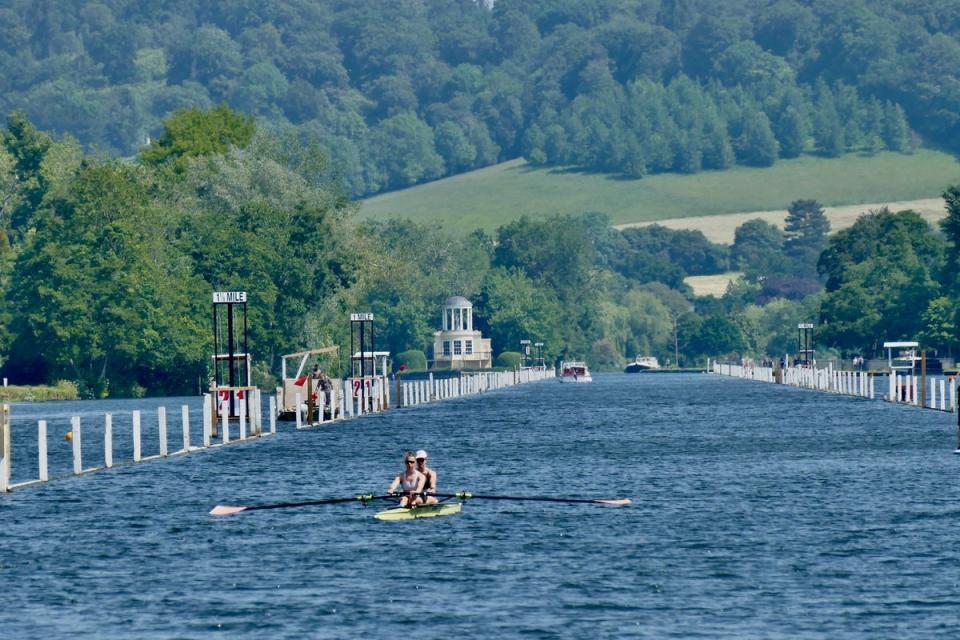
[0,0,951,196]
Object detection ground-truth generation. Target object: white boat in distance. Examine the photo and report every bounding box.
[559,361,592,383]
[625,356,660,373]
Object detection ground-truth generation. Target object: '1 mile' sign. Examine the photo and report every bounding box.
[213,291,248,304]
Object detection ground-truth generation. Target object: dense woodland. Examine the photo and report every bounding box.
[0,0,954,196]
[3,108,960,396]
[3,0,960,396]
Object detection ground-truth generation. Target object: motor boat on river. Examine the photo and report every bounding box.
[559,361,592,383]
[625,356,660,374]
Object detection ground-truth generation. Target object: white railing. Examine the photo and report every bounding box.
[398,367,556,408]
[1,367,558,493]
[709,359,957,412]
[0,390,276,492]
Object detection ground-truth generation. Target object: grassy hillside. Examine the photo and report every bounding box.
[361,150,960,232]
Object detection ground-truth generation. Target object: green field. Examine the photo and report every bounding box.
[361,150,960,232]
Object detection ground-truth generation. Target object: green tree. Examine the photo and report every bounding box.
[813,87,844,157]
[732,218,785,278]
[783,199,830,278]
[434,121,477,172]
[882,101,911,152]
[2,110,52,231]
[475,267,562,358]
[775,105,809,158]
[918,296,957,355]
[366,112,444,189]
[940,185,960,294]
[6,162,208,395]
[692,315,745,357]
[139,105,255,173]
[818,209,945,353]
[737,111,779,167]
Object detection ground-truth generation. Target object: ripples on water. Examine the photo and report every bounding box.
[2,374,959,638]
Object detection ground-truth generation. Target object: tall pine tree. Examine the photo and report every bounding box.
[784,199,830,278]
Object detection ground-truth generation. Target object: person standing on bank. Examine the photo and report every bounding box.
[388,451,425,508]
[415,449,438,505]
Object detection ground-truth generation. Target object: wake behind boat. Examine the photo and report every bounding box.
[559,361,592,383]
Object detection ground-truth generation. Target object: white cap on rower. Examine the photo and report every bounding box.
[415,449,428,459]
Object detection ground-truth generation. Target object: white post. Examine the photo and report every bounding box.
[38,420,48,482]
[158,407,168,457]
[931,378,937,411]
[203,394,212,448]
[913,377,919,406]
[270,396,277,433]
[429,373,434,400]
[133,410,142,462]
[181,405,190,452]
[953,382,958,412]
[71,416,82,475]
[221,408,229,444]
[239,398,247,440]
[940,379,946,411]
[254,390,262,435]
[295,392,302,429]
[104,414,113,468]
[345,381,354,417]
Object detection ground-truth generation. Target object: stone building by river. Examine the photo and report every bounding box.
[432,296,492,369]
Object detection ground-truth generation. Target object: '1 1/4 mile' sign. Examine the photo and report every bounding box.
[213,291,248,304]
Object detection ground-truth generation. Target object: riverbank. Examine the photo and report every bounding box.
[0,381,79,402]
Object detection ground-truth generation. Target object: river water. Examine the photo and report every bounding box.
[2,373,959,638]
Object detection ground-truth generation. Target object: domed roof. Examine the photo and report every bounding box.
[443,295,472,307]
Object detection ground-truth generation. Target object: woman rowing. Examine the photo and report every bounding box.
[388,451,425,508]
[415,449,438,505]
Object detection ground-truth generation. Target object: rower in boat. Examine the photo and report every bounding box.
[387,451,425,507]
[415,449,438,505]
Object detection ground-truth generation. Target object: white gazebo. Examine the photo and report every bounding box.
[432,296,492,369]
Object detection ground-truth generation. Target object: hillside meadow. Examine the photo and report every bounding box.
[361,149,960,234]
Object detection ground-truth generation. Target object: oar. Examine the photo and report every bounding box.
[435,492,631,506]
[210,494,395,516]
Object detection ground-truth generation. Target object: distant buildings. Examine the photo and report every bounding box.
[432,296,492,369]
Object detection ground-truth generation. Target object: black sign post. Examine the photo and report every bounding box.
[212,291,250,420]
[350,313,375,412]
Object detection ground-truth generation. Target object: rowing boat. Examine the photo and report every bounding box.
[209,491,629,517]
[374,502,463,521]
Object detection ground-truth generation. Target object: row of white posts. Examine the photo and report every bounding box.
[884,371,956,411]
[401,368,555,408]
[0,368,557,492]
[0,389,277,492]
[289,377,391,430]
[709,359,958,412]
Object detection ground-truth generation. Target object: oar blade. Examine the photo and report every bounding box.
[210,505,248,517]
[595,498,631,506]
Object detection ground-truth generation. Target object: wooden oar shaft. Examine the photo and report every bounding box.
[434,492,631,506]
